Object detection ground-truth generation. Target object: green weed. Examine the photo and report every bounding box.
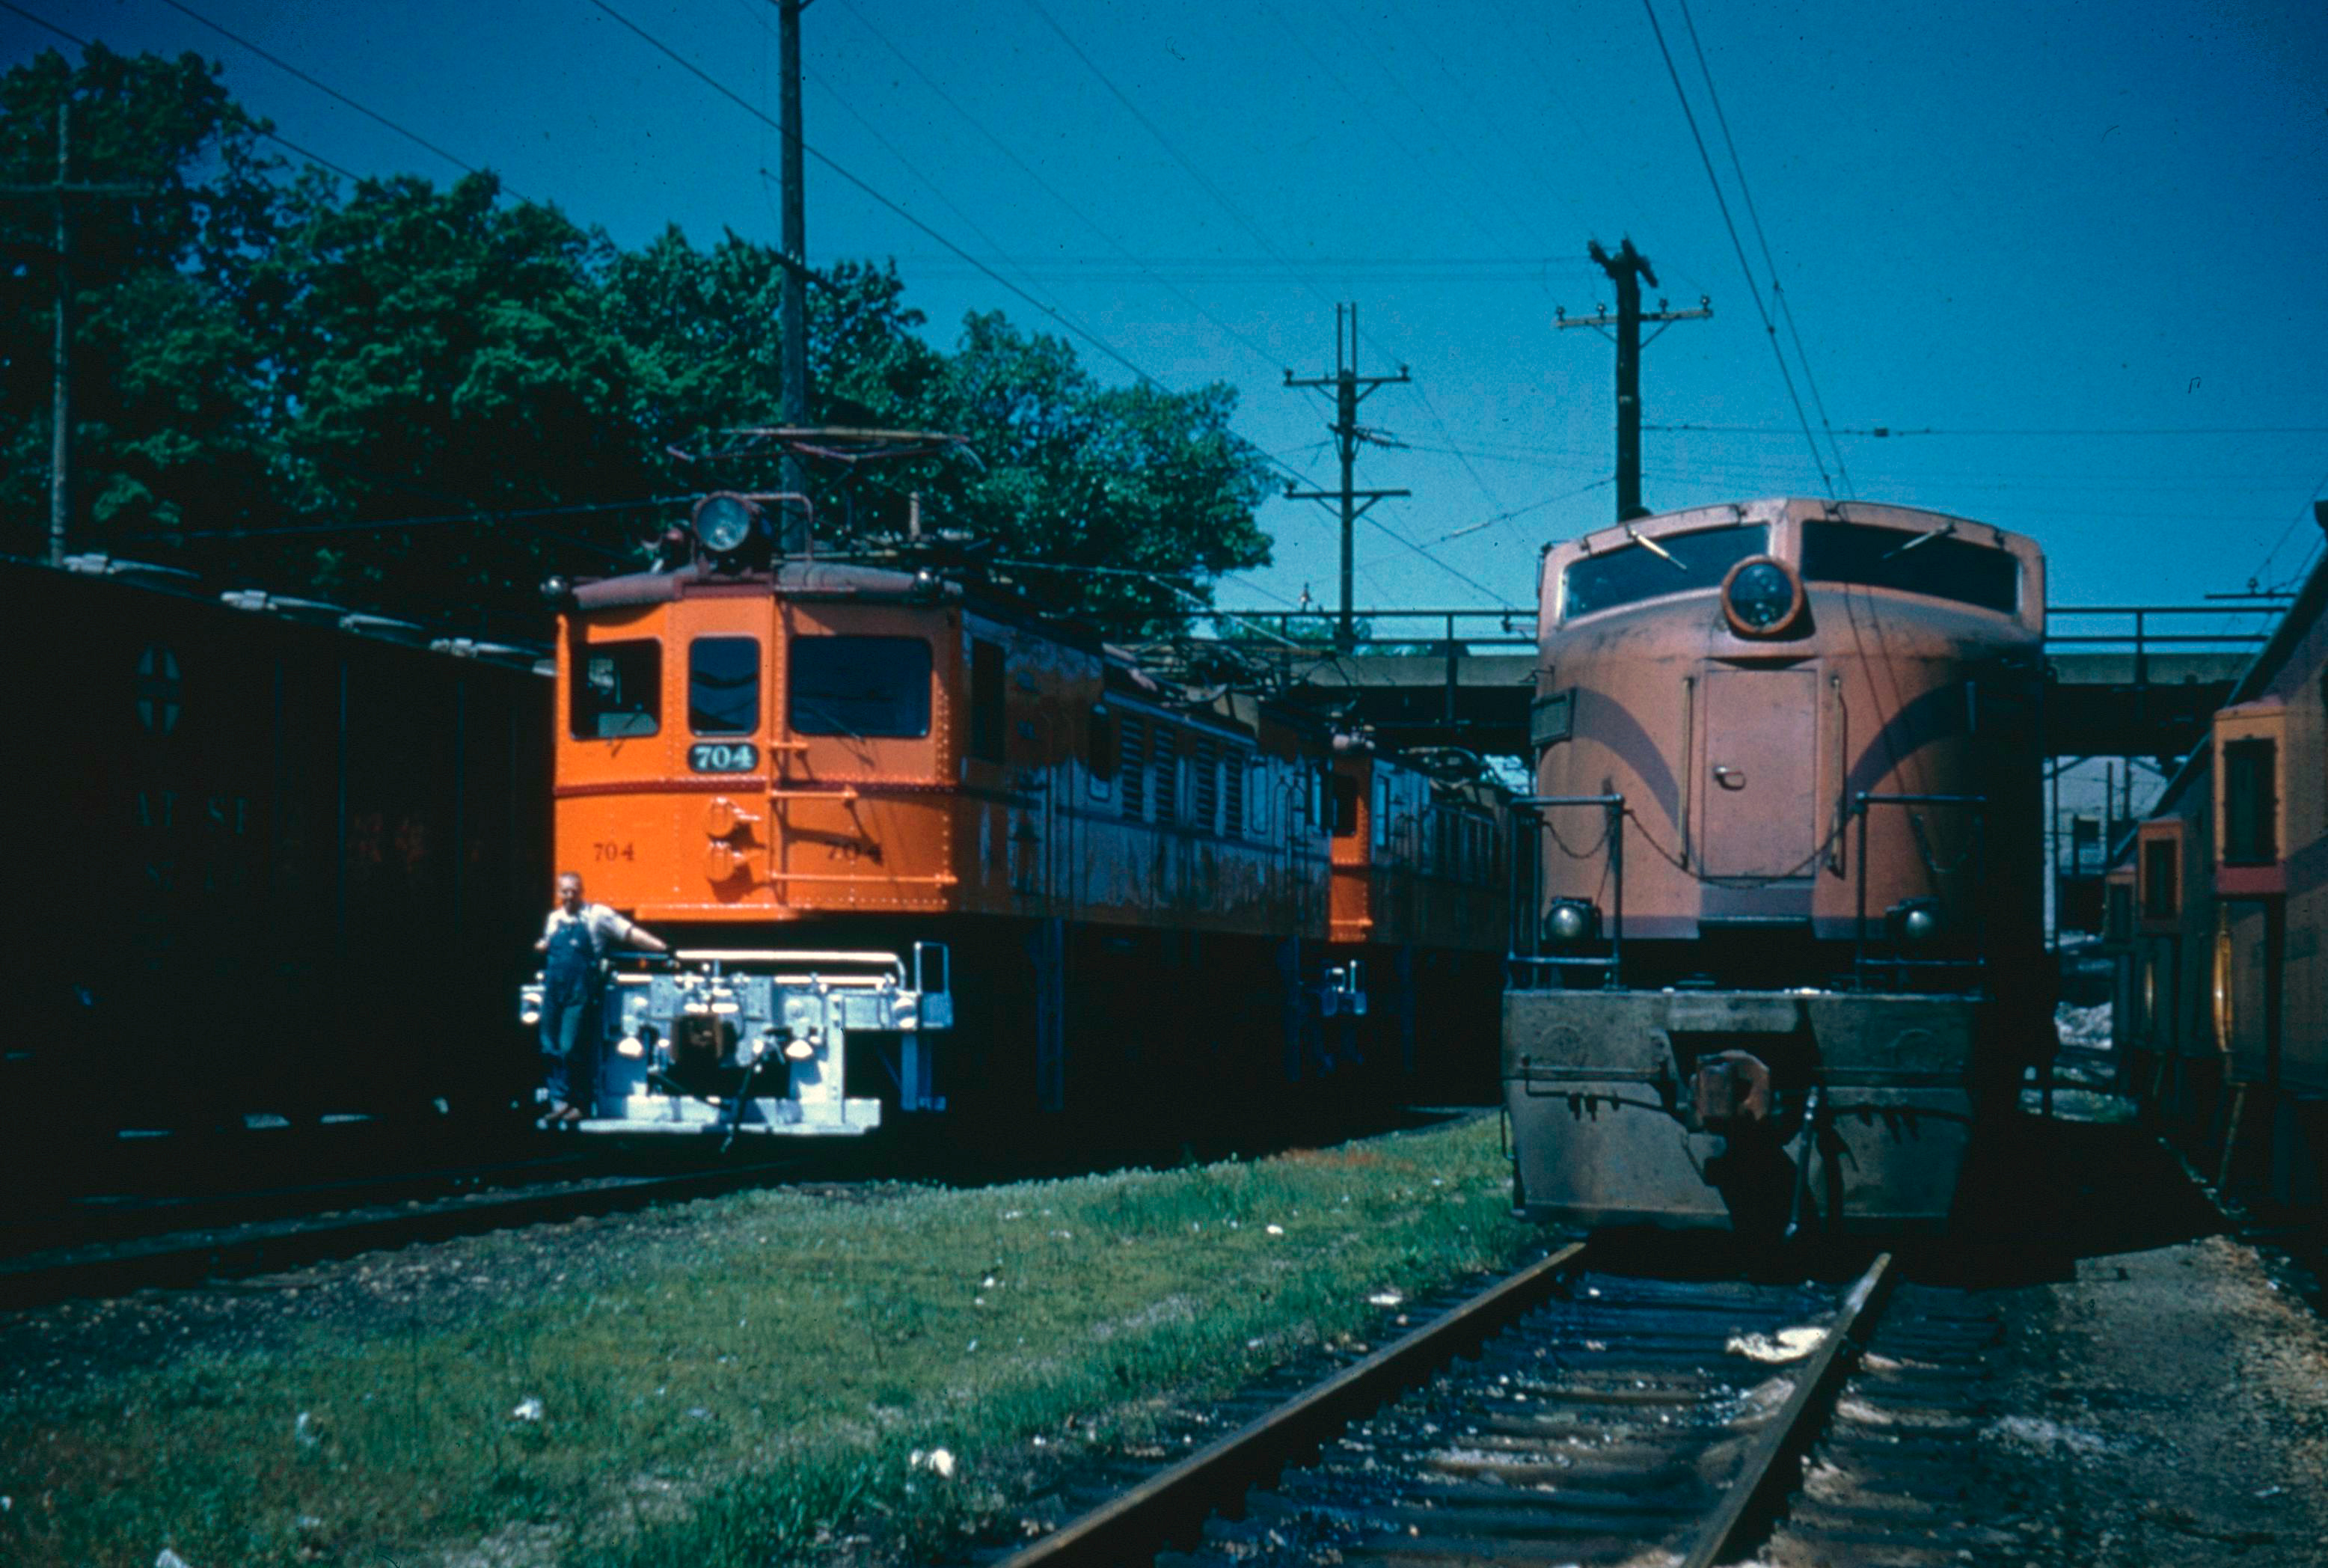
[0,1117,1533,1567]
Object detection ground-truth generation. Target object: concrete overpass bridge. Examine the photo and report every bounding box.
[1222,605,2270,765]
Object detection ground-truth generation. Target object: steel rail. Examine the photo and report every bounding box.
[1680,1251,1899,1568]
[994,1240,1591,1568]
[0,1157,812,1311]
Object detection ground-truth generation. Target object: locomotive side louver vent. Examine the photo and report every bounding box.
[1121,718,1147,820]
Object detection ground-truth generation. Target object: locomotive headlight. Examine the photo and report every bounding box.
[1543,898,1601,946]
[1887,898,1945,943]
[1721,556,1804,637]
[691,492,760,554]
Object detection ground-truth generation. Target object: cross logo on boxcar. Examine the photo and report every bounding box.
[136,644,181,735]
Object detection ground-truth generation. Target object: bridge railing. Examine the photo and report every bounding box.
[1201,606,1536,654]
[2044,604,2279,687]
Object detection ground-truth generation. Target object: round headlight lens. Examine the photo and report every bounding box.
[1725,560,1795,630]
[693,494,757,554]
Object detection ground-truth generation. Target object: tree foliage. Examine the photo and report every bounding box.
[0,46,1271,634]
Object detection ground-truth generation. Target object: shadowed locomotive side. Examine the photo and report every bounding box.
[1505,497,2047,1233]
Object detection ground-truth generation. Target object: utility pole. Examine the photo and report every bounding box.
[776,0,811,552]
[1555,238,1710,523]
[0,105,147,565]
[1284,303,1409,652]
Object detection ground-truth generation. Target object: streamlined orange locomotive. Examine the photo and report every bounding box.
[1504,497,2048,1232]
[531,492,1510,1136]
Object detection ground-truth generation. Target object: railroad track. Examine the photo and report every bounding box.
[987,1246,1930,1567]
[0,1154,817,1311]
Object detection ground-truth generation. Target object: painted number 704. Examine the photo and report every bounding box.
[592,842,634,861]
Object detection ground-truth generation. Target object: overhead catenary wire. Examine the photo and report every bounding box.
[2254,463,2328,592]
[0,0,367,183]
[583,1,1182,402]
[1281,0,1572,260]
[1025,0,1506,516]
[1434,478,1616,543]
[592,1,1545,619]
[1638,0,1834,498]
[163,494,692,542]
[1647,422,2328,437]
[154,0,526,199]
[830,0,1293,381]
[1673,0,1851,496]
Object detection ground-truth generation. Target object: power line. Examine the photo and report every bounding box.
[1673,0,1851,496]
[1023,0,1332,316]
[1647,422,2328,437]
[161,494,691,543]
[829,0,1291,379]
[1638,0,1832,497]
[0,0,366,182]
[2255,463,2328,589]
[154,0,525,198]
[1361,511,1519,609]
[578,1,1176,398]
[1294,1,1572,259]
[583,5,1514,618]
[1378,6,1596,252]
[1433,478,1615,543]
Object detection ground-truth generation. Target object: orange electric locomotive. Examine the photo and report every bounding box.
[1504,497,2049,1233]
[527,489,1512,1136]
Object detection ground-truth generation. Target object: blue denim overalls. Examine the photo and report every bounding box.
[540,916,601,1113]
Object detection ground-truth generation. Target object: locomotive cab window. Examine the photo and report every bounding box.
[572,640,661,738]
[1799,520,2019,616]
[1562,524,1767,620]
[788,635,931,738]
[1331,774,1360,839]
[688,637,761,735]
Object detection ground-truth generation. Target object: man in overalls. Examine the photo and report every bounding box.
[536,872,669,1122]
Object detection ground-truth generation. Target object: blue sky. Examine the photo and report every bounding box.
[7,0,2325,631]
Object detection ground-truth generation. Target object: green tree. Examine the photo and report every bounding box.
[0,45,285,552]
[3,46,1275,637]
[255,171,659,624]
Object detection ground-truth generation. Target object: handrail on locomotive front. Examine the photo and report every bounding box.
[1851,792,1989,993]
[1507,793,1626,993]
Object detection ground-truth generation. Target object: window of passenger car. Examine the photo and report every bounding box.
[2222,738,2278,865]
[787,635,931,738]
[688,637,760,735]
[2141,835,2178,919]
[1561,524,1768,620]
[1799,520,2018,615]
[572,640,660,738]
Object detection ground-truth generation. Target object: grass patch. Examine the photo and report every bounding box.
[0,1116,1536,1567]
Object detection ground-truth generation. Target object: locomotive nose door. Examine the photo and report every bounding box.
[1701,665,1819,878]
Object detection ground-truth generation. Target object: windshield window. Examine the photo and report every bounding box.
[1562,525,1768,619]
[788,635,932,738]
[689,637,760,735]
[572,640,660,739]
[1800,521,2018,614]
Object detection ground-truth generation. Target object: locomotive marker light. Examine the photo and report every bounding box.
[1543,897,1601,946]
[1719,555,1805,637]
[1886,898,1945,944]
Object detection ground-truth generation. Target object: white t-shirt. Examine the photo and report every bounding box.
[542,903,642,958]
